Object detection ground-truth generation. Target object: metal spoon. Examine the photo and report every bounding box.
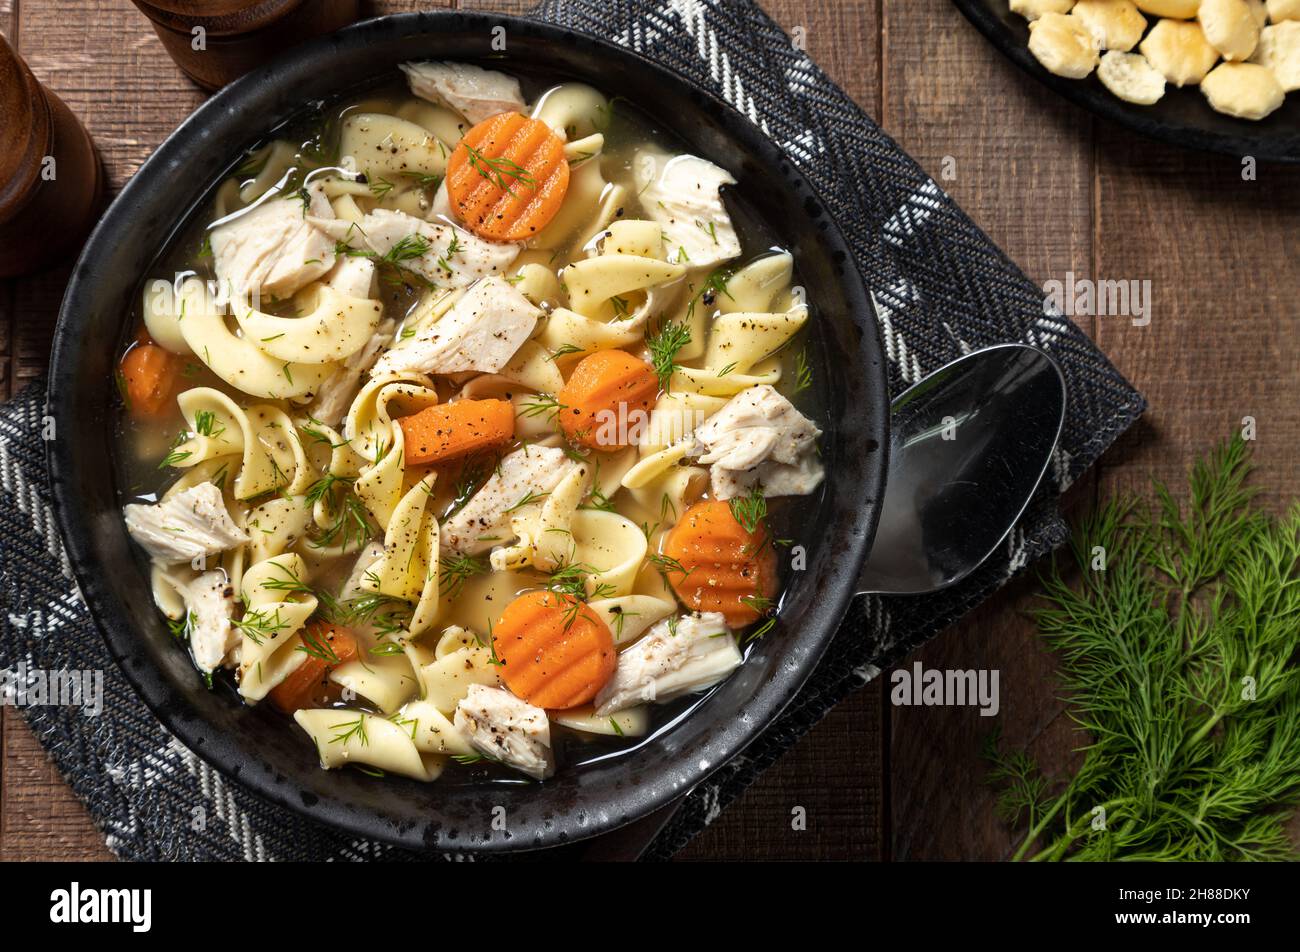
[856,341,1067,596]
[585,341,1067,860]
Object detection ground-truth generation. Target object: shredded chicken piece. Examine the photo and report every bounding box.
[453,684,555,779]
[124,483,249,565]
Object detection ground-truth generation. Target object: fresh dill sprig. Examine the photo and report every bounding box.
[504,490,549,514]
[686,267,734,320]
[728,485,768,535]
[580,485,618,513]
[446,458,489,518]
[231,607,290,646]
[546,343,585,363]
[329,715,369,746]
[382,233,432,264]
[985,435,1300,862]
[793,347,813,394]
[440,554,489,600]
[167,611,196,642]
[158,446,191,469]
[519,394,565,422]
[646,320,692,388]
[310,492,373,553]
[297,624,342,664]
[464,143,537,197]
[401,171,443,189]
[545,561,616,629]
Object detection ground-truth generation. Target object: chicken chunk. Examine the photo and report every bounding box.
[308,319,395,426]
[440,446,574,555]
[211,184,336,302]
[688,385,823,498]
[322,208,519,290]
[175,570,238,673]
[400,61,527,126]
[124,483,249,565]
[372,276,540,377]
[594,612,741,716]
[453,683,555,780]
[323,254,378,299]
[636,153,742,269]
[711,453,825,500]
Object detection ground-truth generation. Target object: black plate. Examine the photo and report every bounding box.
[953,0,1300,162]
[46,12,889,851]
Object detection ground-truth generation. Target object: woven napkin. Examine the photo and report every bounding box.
[0,0,1143,861]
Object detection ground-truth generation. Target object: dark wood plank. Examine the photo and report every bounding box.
[1093,138,1300,513]
[0,720,113,861]
[676,683,883,861]
[881,0,1098,861]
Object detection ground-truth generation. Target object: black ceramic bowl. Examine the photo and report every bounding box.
[47,11,888,852]
[954,0,1300,163]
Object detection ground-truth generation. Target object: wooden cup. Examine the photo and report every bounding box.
[0,34,103,280]
[130,0,361,90]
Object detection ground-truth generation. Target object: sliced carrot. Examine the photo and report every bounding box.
[556,350,658,449]
[492,590,616,710]
[662,500,778,628]
[119,339,182,418]
[445,111,570,241]
[268,621,359,714]
[397,399,514,467]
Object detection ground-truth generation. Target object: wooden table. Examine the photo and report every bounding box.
[2,0,1296,862]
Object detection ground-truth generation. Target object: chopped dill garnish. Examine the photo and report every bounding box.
[329,716,368,746]
[464,143,537,197]
[686,267,734,320]
[193,410,225,439]
[297,625,342,664]
[382,233,432,264]
[581,485,618,513]
[440,554,489,600]
[401,171,443,189]
[519,394,565,422]
[167,611,196,642]
[646,320,692,388]
[504,490,549,514]
[311,493,372,553]
[231,607,290,646]
[793,346,813,394]
[546,343,584,362]
[728,485,768,535]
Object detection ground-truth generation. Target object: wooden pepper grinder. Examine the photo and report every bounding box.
[130,0,361,91]
[0,34,103,280]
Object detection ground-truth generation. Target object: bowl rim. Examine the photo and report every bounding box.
[47,9,889,852]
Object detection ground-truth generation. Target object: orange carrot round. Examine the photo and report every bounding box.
[556,350,658,449]
[119,340,182,418]
[662,500,778,627]
[268,621,359,714]
[492,590,616,710]
[397,399,514,467]
[445,112,570,241]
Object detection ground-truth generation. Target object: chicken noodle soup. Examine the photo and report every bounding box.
[115,62,825,783]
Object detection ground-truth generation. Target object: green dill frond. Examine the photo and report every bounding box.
[986,434,1300,862]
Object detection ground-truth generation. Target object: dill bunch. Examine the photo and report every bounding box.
[986,435,1300,861]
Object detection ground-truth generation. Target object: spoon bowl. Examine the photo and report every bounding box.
[856,342,1067,596]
